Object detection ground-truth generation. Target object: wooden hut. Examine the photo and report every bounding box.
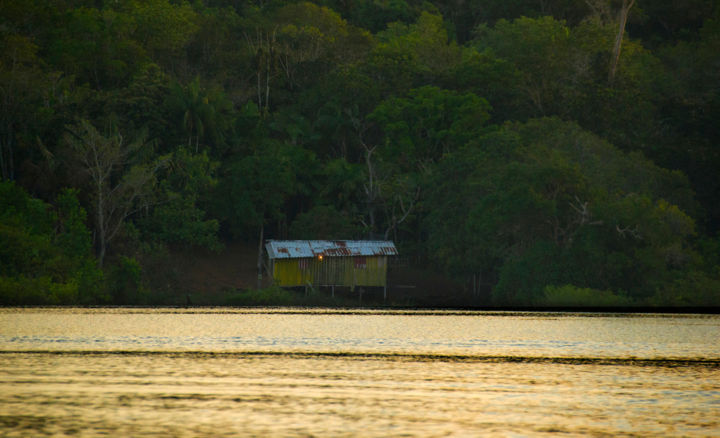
[265,240,398,298]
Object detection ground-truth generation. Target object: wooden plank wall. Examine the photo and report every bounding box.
[272,256,387,288]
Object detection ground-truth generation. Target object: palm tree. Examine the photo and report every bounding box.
[169,77,210,152]
[168,77,233,153]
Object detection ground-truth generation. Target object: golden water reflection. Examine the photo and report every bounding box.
[0,309,718,436]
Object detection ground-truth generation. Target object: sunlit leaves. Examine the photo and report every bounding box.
[124,0,199,57]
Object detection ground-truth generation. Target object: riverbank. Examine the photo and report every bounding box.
[165,241,466,308]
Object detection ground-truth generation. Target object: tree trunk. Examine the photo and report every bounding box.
[265,50,271,113]
[98,238,106,269]
[363,143,377,236]
[256,222,264,290]
[608,0,635,85]
[96,178,106,268]
[0,121,14,180]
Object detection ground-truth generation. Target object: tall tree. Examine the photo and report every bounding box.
[425,118,701,303]
[212,141,314,286]
[0,34,47,181]
[584,0,636,84]
[473,16,580,117]
[64,120,167,267]
[165,77,236,156]
[139,147,220,251]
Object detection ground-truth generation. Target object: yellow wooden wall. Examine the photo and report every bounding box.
[271,256,387,288]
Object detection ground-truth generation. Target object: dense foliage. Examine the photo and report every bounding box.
[1,0,718,306]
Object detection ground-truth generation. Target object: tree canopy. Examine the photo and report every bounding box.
[1,0,718,306]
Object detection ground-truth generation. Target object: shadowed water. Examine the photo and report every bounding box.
[0,308,718,436]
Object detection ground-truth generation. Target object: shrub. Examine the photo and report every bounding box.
[540,284,635,307]
[0,275,79,305]
[107,256,146,304]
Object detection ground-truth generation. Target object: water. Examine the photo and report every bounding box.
[0,308,718,436]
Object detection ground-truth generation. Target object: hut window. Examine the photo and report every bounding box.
[354,256,367,269]
[298,259,310,270]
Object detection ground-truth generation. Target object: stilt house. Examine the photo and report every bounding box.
[265,240,397,292]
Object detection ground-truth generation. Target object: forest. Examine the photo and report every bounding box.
[1,0,719,307]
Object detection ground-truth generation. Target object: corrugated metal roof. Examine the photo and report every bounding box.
[266,240,398,259]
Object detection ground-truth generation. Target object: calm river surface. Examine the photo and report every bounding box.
[0,308,718,436]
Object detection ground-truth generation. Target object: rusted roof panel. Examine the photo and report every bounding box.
[265,241,314,259]
[266,240,397,259]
